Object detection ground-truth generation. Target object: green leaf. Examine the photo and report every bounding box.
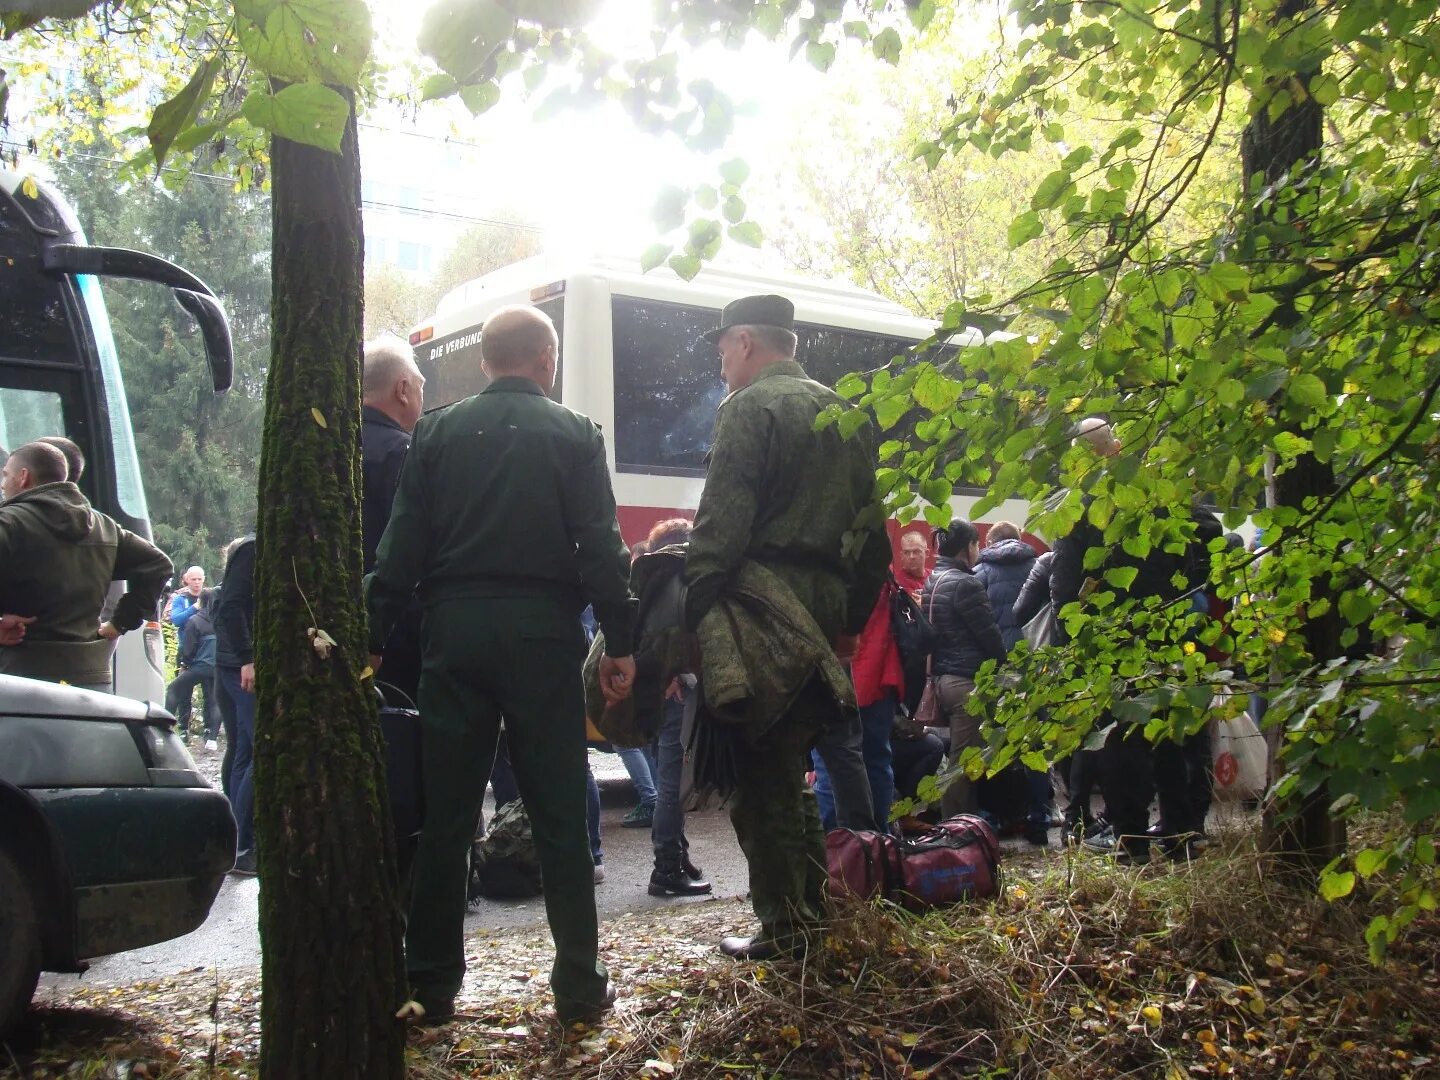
[1246,368,1289,400]
[236,0,373,86]
[458,81,501,115]
[727,221,763,247]
[872,27,902,65]
[837,408,870,439]
[1007,210,1044,249]
[1354,848,1387,878]
[913,367,961,413]
[639,243,671,273]
[722,195,746,223]
[921,477,951,506]
[667,253,701,280]
[1288,372,1328,408]
[1197,262,1251,303]
[1319,869,1356,901]
[874,394,909,430]
[719,157,750,186]
[1103,565,1138,590]
[1031,169,1073,211]
[147,55,220,169]
[240,82,350,153]
[420,73,459,101]
[805,40,836,71]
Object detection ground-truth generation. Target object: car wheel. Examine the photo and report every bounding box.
[0,847,42,1038]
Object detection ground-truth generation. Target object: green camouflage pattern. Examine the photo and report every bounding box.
[684,360,889,641]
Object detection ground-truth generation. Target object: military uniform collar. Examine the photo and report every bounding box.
[752,359,808,384]
[482,375,547,396]
[362,404,408,432]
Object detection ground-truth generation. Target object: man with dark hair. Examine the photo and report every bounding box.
[686,294,890,961]
[0,440,172,691]
[368,303,635,1027]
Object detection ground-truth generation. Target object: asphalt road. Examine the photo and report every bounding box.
[42,752,751,988]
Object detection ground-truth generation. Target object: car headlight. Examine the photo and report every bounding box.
[132,722,206,785]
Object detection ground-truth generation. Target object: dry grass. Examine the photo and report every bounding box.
[9,825,1438,1078]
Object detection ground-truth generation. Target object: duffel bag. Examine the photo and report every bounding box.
[826,814,1001,911]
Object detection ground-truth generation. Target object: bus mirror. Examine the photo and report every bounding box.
[43,244,235,393]
[173,290,234,393]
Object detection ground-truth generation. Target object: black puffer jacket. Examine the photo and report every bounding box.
[1051,504,1222,609]
[921,556,1006,679]
[1011,550,1055,629]
[973,538,1040,651]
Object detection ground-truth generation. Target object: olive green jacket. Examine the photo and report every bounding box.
[684,360,889,642]
[366,376,636,656]
[0,482,173,685]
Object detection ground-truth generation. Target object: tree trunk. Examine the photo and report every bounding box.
[1243,0,1347,874]
[253,89,407,1077]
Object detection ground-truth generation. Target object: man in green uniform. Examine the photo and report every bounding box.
[685,294,890,961]
[366,305,636,1024]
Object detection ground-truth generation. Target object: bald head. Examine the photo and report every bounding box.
[1074,417,1121,457]
[481,305,558,392]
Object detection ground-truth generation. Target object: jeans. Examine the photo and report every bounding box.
[214,672,237,797]
[812,692,896,831]
[165,665,218,737]
[811,708,879,832]
[651,688,691,859]
[616,745,657,807]
[217,665,256,853]
[585,764,602,864]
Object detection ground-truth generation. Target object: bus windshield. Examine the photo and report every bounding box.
[74,273,149,523]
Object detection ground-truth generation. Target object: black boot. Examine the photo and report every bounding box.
[681,853,705,881]
[650,853,712,897]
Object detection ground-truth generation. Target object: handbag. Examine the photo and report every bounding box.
[1021,599,1057,649]
[826,813,1001,911]
[909,570,954,728]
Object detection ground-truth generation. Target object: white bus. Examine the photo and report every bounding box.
[408,253,1028,544]
[0,168,233,702]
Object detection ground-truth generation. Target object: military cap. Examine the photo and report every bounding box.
[701,293,795,344]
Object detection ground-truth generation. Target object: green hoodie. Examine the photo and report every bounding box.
[0,481,173,686]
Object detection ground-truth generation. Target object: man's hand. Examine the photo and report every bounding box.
[240,662,256,693]
[832,633,858,662]
[97,621,121,641]
[0,614,35,645]
[599,654,636,705]
[368,653,384,675]
[664,677,683,702]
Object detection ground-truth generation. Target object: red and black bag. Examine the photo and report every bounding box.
[826,814,1001,911]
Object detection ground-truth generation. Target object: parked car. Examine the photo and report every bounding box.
[0,675,236,1035]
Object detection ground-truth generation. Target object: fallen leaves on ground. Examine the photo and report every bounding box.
[8,824,1438,1079]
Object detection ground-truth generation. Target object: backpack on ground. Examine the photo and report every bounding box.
[826,814,1001,911]
[468,799,543,901]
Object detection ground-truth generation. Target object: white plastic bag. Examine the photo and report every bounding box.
[1211,708,1267,801]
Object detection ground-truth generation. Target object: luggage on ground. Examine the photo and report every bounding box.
[468,799,544,901]
[826,814,1001,910]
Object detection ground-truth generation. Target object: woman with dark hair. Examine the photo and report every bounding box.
[640,516,711,897]
[921,520,1006,819]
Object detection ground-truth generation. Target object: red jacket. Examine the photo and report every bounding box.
[851,579,905,708]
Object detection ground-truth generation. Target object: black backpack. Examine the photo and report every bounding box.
[889,574,934,715]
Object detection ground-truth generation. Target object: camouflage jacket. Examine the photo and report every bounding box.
[684,360,889,642]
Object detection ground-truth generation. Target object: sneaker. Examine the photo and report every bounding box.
[593,862,606,884]
[1081,828,1116,853]
[621,803,655,828]
[230,849,258,876]
[204,739,219,752]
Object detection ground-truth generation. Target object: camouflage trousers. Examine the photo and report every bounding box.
[728,679,843,947]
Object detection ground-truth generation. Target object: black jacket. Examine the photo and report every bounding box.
[973,538,1039,651]
[921,556,1006,679]
[1012,550,1055,629]
[213,537,255,668]
[1050,505,1222,611]
[362,405,412,573]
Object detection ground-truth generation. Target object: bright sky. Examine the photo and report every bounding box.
[361,0,840,263]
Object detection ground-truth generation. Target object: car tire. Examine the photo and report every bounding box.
[0,846,42,1038]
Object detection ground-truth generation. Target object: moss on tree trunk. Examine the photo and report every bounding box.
[253,89,407,1077]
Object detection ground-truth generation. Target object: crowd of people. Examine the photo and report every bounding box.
[0,291,1241,1028]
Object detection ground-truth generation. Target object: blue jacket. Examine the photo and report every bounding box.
[973,538,1040,651]
[179,607,217,669]
[170,591,200,628]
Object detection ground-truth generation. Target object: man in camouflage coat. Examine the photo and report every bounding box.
[685,294,890,961]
